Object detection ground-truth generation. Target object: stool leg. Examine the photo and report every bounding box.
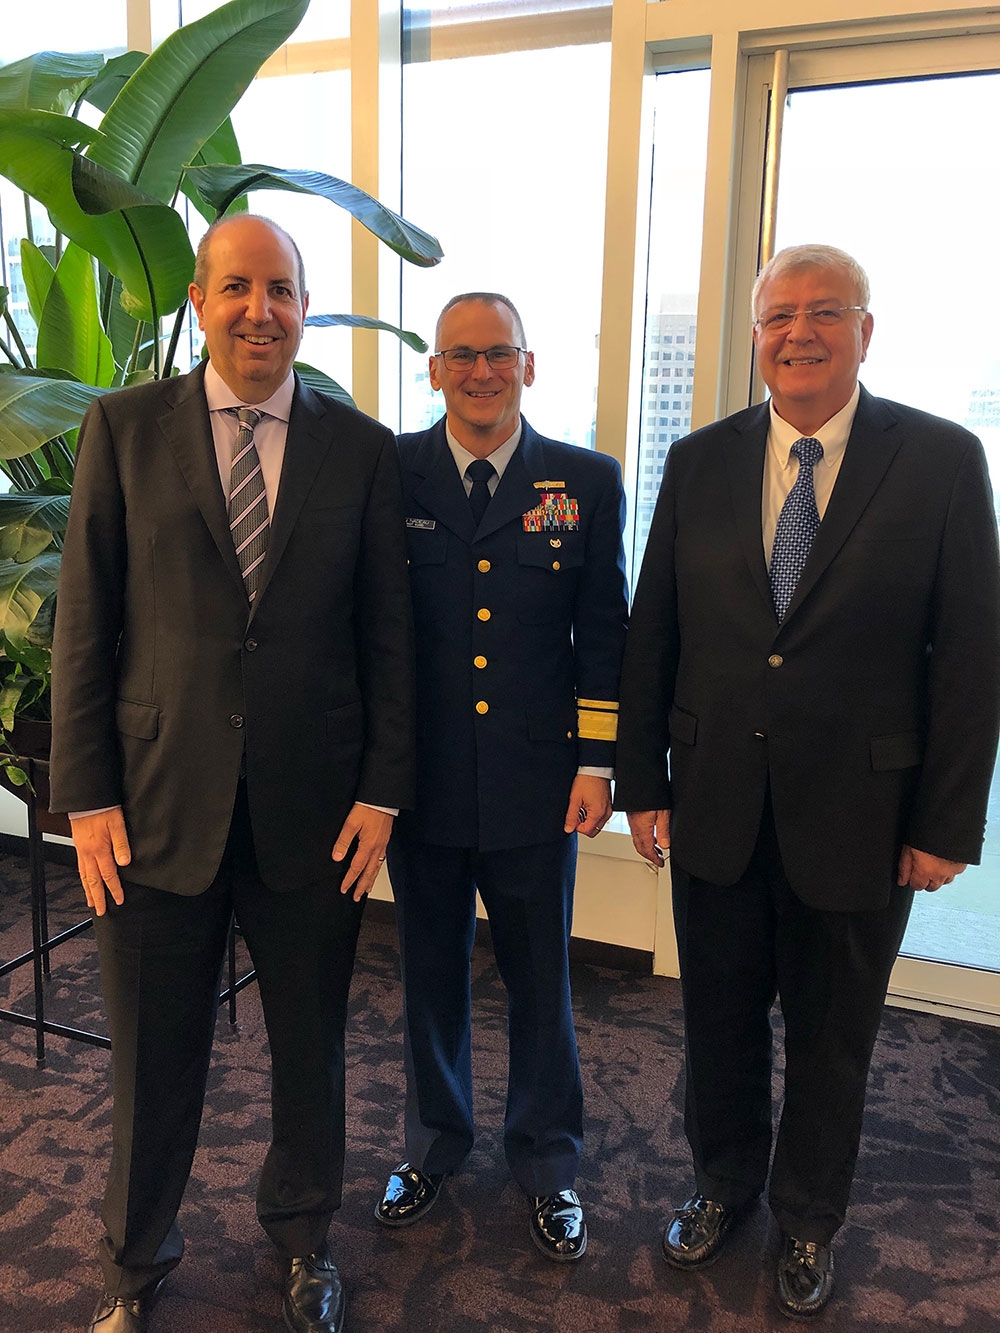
[27,777,47,1067]
[228,917,239,1026]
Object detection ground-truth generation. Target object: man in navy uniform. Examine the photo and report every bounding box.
[375,292,628,1259]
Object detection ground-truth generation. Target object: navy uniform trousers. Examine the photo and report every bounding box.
[672,795,914,1244]
[91,784,364,1298]
[387,828,583,1198]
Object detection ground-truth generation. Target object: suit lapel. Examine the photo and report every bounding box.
[783,388,903,620]
[252,378,334,612]
[411,421,477,542]
[157,363,245,595]
[724,405,773,613]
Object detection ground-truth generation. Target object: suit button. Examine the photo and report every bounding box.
[229,714,245,728]
[245,638,258,652]
[566,730,573,739]
[754,731,766,740]
[768,654,783,668]
[552,560,561,570]
[476,701,489,714]
[477,559,491,572]
[474,655,487,669]
[477,608,491,621]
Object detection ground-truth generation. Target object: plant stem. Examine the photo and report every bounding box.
[0,335,21,367]
[22,194,34,247]
[161,301,188,379]
[126,320,144,375]
[3,310,32,368]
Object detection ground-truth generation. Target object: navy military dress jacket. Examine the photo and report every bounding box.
[397,416,628,851]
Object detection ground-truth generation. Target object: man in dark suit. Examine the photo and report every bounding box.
[49,214,414,1333]
[615,244,1000,1318]
[374,293,628,1260]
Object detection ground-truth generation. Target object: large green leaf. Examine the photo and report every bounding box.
[182,116,246,223]
[92,0,310,204]
[0,51,104,114]
[0,550,61,642]
[186,164,444,268]
[293,362,354,408]
[306,313,429,354]
[0,485,71,563]
[36,241,115,388]
[84,51,146,115]
[0,110,193,322]
[0,368,106,458]
[19,240,55,329]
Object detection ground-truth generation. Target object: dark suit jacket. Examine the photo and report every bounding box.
[49,363,415,894]
[615,386,1000,910]
[396,417,628,851]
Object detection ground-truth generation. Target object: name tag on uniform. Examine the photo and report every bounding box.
[406,517,436,530]
[523,492,580,532]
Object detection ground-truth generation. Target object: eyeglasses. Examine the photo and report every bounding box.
[754,305,867,333]
[434,345,526,370]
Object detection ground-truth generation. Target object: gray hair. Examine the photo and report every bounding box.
[752,244,870,319]
[435,292,527,350]
[192,214,306,296]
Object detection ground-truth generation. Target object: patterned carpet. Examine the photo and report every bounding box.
[0,852,998,1332]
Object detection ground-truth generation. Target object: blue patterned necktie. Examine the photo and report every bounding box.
[226,406,268,601]
[769,436,824,622]
[466,458,497,526]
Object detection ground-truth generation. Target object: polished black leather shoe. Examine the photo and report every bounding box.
[661,1194,752,1268]
[281,1244,345,1333]
[374,1162,444,1227]
[87,1277,166,1332]
[529,1189,587,1261]
[776,1234,834,1319]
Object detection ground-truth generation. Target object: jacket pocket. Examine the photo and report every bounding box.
[116,698,159,741]
[870,730,922,772]
[326,700,364,745]
[668,705,698,747]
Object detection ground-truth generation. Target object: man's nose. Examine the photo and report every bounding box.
[785,310,815,338]
[245,287,272,322]
[470,352,493,377]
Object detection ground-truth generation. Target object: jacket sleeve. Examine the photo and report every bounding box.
[904,435,1000,862]
[572,455,629,769]
[48,397,128,814]
[612,448,679,812]
[352,428,417,811]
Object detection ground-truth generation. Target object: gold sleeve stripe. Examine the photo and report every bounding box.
[578,708,618,741]
[577,698,619,712]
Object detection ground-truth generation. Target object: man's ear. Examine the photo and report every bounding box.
[188,283,206,328]
[523,351,536,388]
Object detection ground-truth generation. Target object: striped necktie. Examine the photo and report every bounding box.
[226,406,269,601]
[769,436,824,622]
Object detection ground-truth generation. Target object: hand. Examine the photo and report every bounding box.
[563,775,613,838]
[69,809,131,916]
[332,804,394,901]
[627,808,670,867]
[897,845,967,892]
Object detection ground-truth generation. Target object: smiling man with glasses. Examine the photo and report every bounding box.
[375,291,628,1263]
[615,244,1000,1318]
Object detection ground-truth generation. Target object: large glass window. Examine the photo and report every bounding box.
[633,67,710,578]
[400,31,611,445]
[773,69,1000,973]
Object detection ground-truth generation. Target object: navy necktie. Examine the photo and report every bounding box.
[466,458,497,526]
[226,406,268,601]
[769,436,824,622]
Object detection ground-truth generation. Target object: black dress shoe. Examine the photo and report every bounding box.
[281,1244,345,1333]
[375,1162,444,1227]
[661,1194,752,1268]
[87,1277,166,1332]
[776,1234,834,1319]
[529,1189,587,1262]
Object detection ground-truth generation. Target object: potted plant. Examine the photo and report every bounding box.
[0,0,441,793]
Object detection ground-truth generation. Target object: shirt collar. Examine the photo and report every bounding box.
[445,418,523,481]
[767,382,861,470]
[203,360,295,423]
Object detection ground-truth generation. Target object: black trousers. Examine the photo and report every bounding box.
[672,798,913,1244]
[91,785,364,1297]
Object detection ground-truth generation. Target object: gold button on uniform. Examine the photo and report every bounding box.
[566,731,573,739]
[768,654,783,668]
[474,655,487,669]
[477,608,491,621]
[477,559,491,572]
[552,561,561,570]
[476,701,489,714]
